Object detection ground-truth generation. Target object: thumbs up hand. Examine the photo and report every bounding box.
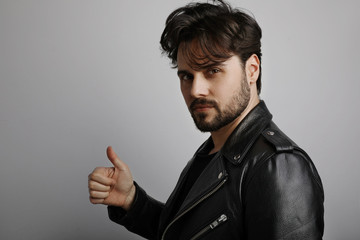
[88,146,136,211]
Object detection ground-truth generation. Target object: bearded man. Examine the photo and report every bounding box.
[88,1,324,239]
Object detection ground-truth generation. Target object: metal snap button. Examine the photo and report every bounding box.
[233,154,241,160]
[266,131,275,136]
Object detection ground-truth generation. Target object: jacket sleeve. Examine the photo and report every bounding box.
[243,151,324,240]
[107,181,165,240]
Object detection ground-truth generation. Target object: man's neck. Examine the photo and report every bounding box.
[209,97,260,155]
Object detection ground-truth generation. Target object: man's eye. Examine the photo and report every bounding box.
[209,68,220,74]
[180,74,192,81]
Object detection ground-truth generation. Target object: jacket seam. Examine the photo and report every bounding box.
[293,147,324,193]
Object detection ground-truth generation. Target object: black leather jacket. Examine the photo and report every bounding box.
[108,101,324,240]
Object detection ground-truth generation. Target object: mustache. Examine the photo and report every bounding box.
[190,98,218,111]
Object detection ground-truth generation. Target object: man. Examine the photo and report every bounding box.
[88,1,324,239]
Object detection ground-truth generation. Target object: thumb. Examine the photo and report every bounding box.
[106,146,126,170]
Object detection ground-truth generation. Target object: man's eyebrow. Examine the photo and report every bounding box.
[177,62,228,76]
[204,62,226,69]
[177,70,191,76]
[177,62,227,75]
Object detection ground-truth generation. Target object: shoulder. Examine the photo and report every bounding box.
[261,122,297,153]
[242,123,324,239]
[245,121,323,193]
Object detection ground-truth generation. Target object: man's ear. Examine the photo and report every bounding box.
[245,54,260,85]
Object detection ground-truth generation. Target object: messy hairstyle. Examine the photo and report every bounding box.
[160,0,263,93]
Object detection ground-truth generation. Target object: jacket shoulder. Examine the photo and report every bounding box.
[241,123,324,239]
[260,122,298,153]
[248,121,323,193]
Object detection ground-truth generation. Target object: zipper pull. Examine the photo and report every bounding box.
[210,214,227,229]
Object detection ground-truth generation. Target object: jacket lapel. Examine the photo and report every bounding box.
[222,100,272,165]
[176,152,227,216]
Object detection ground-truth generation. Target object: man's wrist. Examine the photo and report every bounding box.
[122,184,136,211]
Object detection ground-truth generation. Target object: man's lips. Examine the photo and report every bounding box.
[190,99,217,112]
[192,104,214,112]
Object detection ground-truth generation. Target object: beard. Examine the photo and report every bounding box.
[189,77,250,132]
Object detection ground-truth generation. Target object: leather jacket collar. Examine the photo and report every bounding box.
[197,100,273,165]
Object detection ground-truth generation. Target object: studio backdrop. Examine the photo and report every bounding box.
[0,0,359,239]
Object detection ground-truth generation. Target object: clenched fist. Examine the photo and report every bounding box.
[88,146,136,211]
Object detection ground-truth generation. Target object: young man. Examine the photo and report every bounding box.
[88,1,324,239]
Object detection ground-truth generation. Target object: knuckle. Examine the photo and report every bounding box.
[91,167,104,176]
[94,167,102,172]
[88,172,96,180]
[89,197,101,204]
[89,172,101,181]
[89,190,98,197]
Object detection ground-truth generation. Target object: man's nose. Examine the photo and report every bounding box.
[190,74,210,98]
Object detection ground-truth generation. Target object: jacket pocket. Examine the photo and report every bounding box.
[189,214,228,240]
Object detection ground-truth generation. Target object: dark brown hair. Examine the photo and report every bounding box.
[160,0,263,93]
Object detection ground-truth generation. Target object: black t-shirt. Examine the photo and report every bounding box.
[170,150,217,219]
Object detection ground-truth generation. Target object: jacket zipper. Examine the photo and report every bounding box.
[161,177,228,240]
[190,214,228,240]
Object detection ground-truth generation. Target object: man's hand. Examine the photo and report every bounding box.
[88,146,136,211]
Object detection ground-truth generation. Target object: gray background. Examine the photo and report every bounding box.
[1,0,359,239]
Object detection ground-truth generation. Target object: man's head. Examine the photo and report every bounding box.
[160,0,262,132]
[160,0,262,93]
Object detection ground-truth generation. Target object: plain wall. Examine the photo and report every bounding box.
[1,0,359,239]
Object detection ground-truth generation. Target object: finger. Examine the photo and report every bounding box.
[89,196,105,204]
[88,180,111,192]
[88,172,115,186]
[107,146,128,170]
[89,190,109,199]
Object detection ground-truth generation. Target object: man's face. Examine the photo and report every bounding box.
[177,47,250,132]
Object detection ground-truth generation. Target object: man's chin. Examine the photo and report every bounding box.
[191,112,220,132]
[194,119,218,132]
